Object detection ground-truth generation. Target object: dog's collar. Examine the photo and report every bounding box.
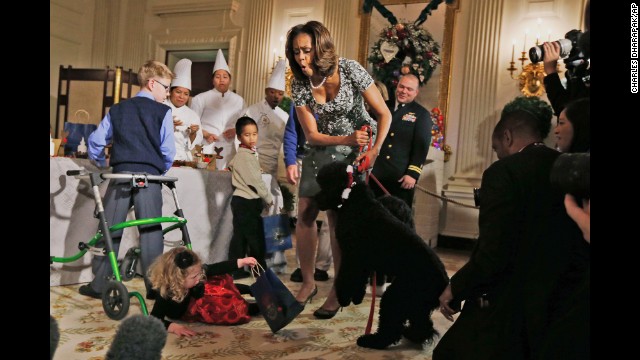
[338,165,355,208]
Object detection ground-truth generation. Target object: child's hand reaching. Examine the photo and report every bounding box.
[168,323,198,337]
[237,257,258,269]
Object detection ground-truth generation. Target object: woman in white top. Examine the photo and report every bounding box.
[165,59,203,161]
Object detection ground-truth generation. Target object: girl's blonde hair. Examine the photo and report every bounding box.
[147,247,202,303]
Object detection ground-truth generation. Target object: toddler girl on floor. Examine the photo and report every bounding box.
[148,247,259,336]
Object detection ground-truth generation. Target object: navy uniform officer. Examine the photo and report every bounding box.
[371,74,432,208]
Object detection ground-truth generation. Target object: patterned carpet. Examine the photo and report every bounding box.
[50,248,468,360]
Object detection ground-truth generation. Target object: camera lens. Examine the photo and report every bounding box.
[556,38,573,58]
[529,46,544,64]
[529,38,573,64]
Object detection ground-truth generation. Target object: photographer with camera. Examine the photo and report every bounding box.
[534,29,590,117]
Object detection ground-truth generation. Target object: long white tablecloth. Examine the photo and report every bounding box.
[50,158,240,286]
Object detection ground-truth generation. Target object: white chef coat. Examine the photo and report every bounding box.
[164,101,203,161]
[243,100,289,175]
[191,88,246,169]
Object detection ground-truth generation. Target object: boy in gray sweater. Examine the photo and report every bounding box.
[227,116,273,278]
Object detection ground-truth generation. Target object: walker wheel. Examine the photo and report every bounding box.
[102,281,130,320]
[120,247,140,282]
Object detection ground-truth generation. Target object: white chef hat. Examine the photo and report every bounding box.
[170,58,192,90]
[267,59,286,91]
[212,49,230,75]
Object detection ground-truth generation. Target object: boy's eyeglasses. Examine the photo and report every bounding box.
[152,79,170,91]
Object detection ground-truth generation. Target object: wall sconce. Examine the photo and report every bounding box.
[507,26,555,97]
[507,44,547,97]
[272,37,286,70]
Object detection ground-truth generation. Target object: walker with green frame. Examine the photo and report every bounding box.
[50,169,193,320]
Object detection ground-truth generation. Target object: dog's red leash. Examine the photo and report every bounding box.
[354,124,393,336]
[357,125,373,175]
[356,125,391,194]
[363,172,392,336]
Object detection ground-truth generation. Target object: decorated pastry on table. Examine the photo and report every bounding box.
[207,147,224,170]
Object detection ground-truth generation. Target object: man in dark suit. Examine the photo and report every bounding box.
[371,74,432,207]
[433,97,583,359]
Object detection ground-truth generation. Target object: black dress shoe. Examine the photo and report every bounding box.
[313,306,341,319]
[314,268,329,281]
[290,268,303,282]
[297,286,318,306]
[79,284,101,300]
[291,268,329,282]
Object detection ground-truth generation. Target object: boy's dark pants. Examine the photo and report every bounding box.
[229,196,267,270]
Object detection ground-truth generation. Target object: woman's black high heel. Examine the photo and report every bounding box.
[313,306,342,319]
[297,286,318,306]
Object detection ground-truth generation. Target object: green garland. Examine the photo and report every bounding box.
[368,22,441,88]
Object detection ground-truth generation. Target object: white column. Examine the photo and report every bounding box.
[91,0,147,70]
[441,0,504,239]
[323,0,350,59]
[120,0,147,71]
[241,0,274,105]
[90,0,113,67]
[454,0,504,179]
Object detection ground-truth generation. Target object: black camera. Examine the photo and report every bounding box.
[529,29,583,64]
[549,152,590,200]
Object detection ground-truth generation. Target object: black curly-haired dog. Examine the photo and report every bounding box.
[316,161,450,349]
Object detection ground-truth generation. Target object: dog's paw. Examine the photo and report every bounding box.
[356,333,399,350]
[352,293,365,305]
[402,327,427,344]
[338,296,352,307]
[352,288,366,304]
[403,325,439,345]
